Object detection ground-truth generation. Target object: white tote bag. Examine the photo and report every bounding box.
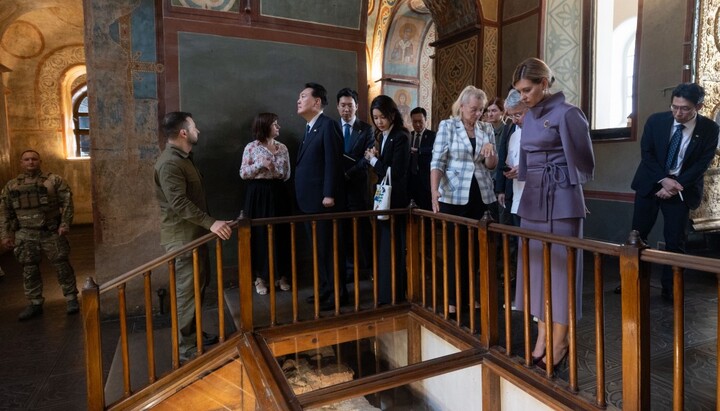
[373,166,392,220]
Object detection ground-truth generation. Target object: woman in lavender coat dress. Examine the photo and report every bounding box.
[512,58,595,372]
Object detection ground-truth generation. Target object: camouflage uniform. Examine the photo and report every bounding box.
[0,171,77,305]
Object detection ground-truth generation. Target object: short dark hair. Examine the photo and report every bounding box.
[486,97,505,112]
[20,149,40,159]
[410,107,427,118]
[337,88,359,104]
[162,112,192,139]
[252,112,278,143]
[305,82,328,106]
[671,83,705,106]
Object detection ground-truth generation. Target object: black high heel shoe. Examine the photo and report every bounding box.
[536,350,569,376]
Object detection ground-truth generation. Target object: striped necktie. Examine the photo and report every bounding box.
[665,124,684,171]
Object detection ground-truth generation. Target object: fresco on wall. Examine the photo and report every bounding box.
[171,0,239,12]
[423,0,477,37]
[384,16,424,77]
[544,0,582,105]
[383,84,417,127]
[108,0,164,98]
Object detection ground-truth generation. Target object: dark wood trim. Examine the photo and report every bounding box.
[681,0,694,82]
[590,127,632,142]
[501,7,542,25]
[583,190,635,203]
[408,307,483,350]
[483,351,605,411]
[429,25,482,48]
[258,303,410,340]
[156,0,166,148]
[251,332,304,410]
[538,0,547,58]
[631,0,644,142]
[106,333,247,410]
[583,0,641,143]
[297,348,486,409]
[580,0,591,121]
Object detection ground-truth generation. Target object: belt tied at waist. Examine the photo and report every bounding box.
[538,161,569,215]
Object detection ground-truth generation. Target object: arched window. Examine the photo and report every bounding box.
[72,86,90,157]
[61,65,89,159]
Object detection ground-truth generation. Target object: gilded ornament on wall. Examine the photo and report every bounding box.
[691,0,720,230]
[435,37,477,120]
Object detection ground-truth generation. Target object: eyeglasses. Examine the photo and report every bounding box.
[670,105,694,113]
[506,111,527,120]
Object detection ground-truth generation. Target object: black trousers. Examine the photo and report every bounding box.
[438,179,488,306]
[632,192,689,292]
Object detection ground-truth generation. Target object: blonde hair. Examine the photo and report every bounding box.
[512,57,555,88]
[451,86,487,118]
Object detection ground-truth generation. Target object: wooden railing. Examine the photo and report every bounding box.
[82,206,720,410]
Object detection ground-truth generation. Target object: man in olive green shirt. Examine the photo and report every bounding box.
[154,112,232,361]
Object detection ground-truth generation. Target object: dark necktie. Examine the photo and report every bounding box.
[665,124,684,171]
[343,123,351,152]
[410,132,419,173]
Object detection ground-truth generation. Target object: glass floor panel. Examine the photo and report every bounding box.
[265,313,472,395]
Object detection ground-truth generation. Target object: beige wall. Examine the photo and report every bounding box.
[0,4,92,223]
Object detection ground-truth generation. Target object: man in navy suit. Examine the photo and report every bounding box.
[295,82,348,310]
[336,88,373,279]
[627,83,719,301]
[407,107,436,211]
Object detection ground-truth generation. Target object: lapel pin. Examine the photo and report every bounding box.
[543,120,549,128]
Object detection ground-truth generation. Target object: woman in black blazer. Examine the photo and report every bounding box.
[364,95,410,304]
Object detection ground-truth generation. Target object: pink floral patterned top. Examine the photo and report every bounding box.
[239,139,291,181]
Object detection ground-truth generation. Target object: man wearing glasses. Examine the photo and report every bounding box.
[625,83,719,301]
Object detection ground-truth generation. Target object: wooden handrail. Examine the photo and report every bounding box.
[83,207,720,410]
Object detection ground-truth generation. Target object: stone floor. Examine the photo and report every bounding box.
[0,225,717,410]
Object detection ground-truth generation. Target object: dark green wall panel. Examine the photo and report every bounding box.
[260,0,362,29]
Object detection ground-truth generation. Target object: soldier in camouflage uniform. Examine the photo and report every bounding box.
[0,150,79,320]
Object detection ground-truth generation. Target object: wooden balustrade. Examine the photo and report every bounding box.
[81,208,720,410]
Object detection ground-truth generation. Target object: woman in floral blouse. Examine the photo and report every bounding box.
[240,113,292,295]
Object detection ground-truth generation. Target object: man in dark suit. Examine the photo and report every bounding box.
[407,107,436,211]
[295,82,348,310]
[336,88,373,279]
[626,82,719,301]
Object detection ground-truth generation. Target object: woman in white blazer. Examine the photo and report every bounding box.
[430,85,498,314]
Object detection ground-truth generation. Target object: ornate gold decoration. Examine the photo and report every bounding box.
[423,0,477,38]
[37,45,85,129]
[543,0,582,105]
[419,24,436,126]
[482,26,498,96]
[692,0,720,230]
[434,37,477,120]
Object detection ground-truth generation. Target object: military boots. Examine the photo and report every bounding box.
[18,304,43,321]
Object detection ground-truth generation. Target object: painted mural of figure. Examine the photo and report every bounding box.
[390,23,416,64]
[395,89,412,127]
